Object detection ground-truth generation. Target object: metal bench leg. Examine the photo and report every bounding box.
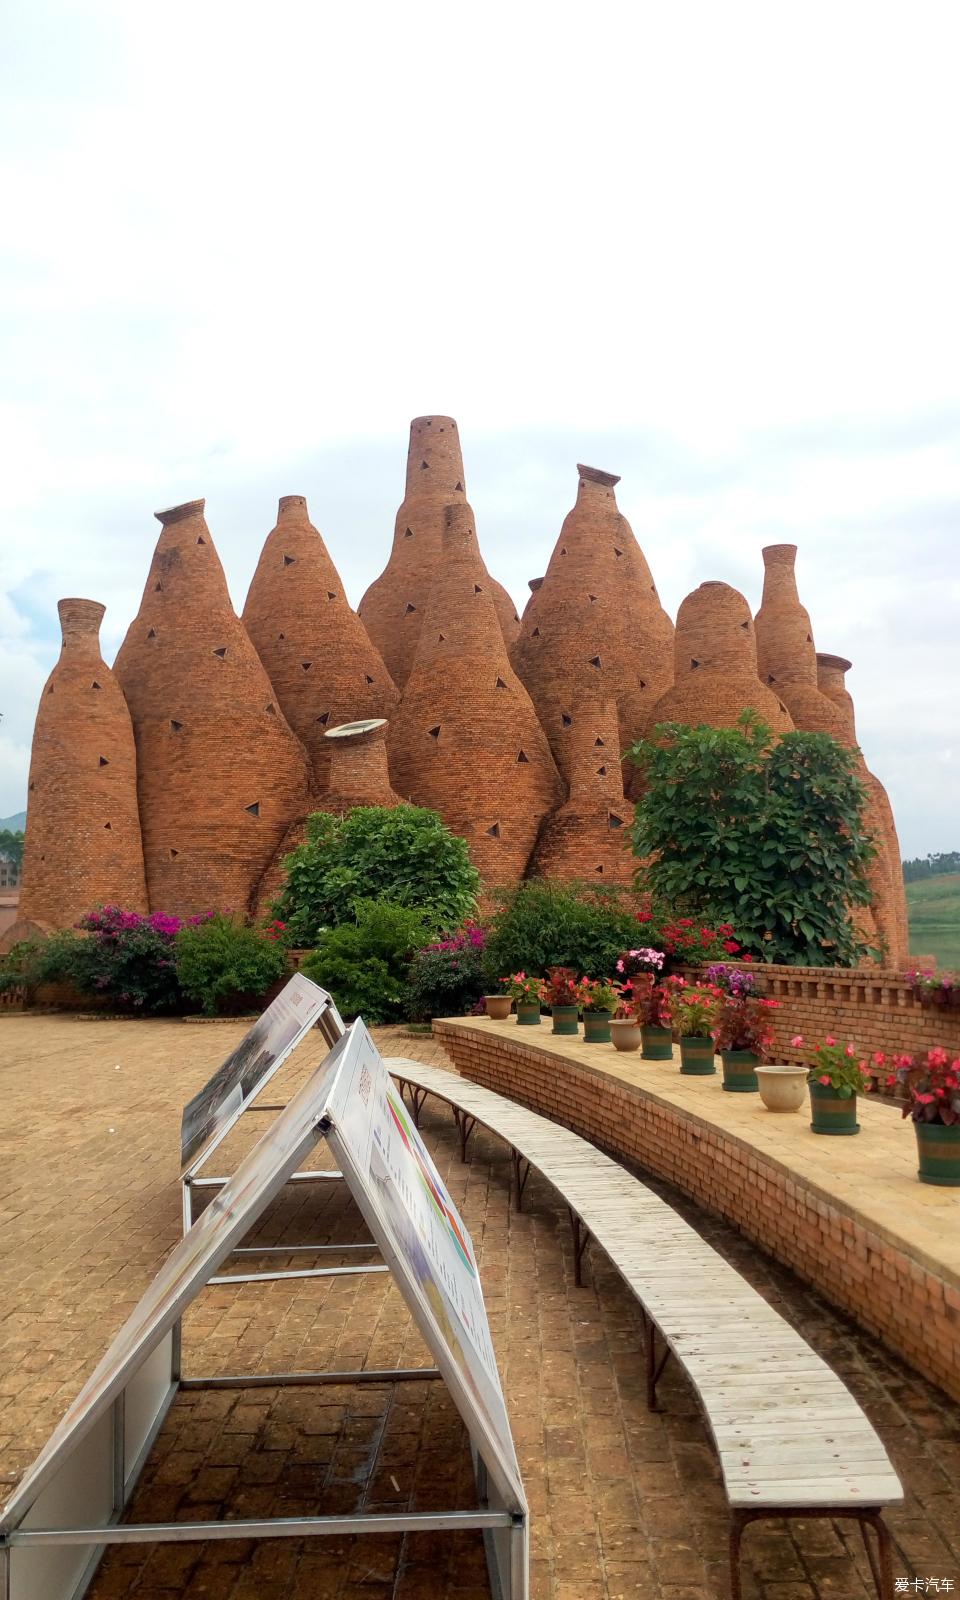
[729,1510,746,1600]
[860,1512,894,1600]
[567,1209,590,1286]
[452,1110,476,1162]
[641,1311,671,1411]
[511,1151,530,1211]
[404,1085,428,1127]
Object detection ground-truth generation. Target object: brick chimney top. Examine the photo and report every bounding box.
[58,598,106,645]
[576,465,620,488]
[154,499,205,526]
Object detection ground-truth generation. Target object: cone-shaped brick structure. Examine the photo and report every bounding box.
[511,465,674,787]
[754,545,851,741]
[114,500,310,917]
[242,495,398,793]
[645,582,794,733]
[359,416,519,688]
[529,697,634,884]
[816,653,909,965]
[389,501,564,886]
[4,599,148,947]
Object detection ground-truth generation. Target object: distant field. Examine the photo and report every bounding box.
[906,872,960,968]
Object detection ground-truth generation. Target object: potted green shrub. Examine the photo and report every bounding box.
[503,971,546,1025]
[664,978,721,1075]
[576,977,619,1044]
[793,1035,870,1134]
[544,967,580,1035]
[712,995,779,1091]
[888,1047,960,1183]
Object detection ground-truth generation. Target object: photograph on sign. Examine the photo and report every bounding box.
[326,1024,523,1499]
[2,1027,351,1535]
[180,971,335,1171]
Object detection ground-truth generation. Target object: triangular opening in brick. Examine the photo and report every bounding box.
[608,813,624,829]
[265,703,276,716]
[597,765,607,775]
[517,749,529,763]
[197,536,206,545]
[404,527,414,538]
[594,737,604,747]
[278,632,285,640]
[104,822,112,829]
[495,677,507,689]
[486,822,501,838]
[438,634,446,643]
[316,712,329,725]
[365,674,375,685]
[428,725,441,739]
[741,620,750,630]
[560,547,567,556]
[213,646,227,659]
[147,629,157,640]
[454,481,463,492]
[47,685,54,694]
[588,655,602,669]
[170,720,183,732]
[532,626,541,637]
[154,582,162,592]
[283,554,295,566]
[91,681,102,690]
[640,679,646,689]
[245,801,261,817]
[170,848,178,858]
[327,592,337,601]
[561,713,573,727]
[614,547,623,558]
[474,584,483,593]
[594,864,604,873]
[421,460,429,470]
[690,658,700,669]
[301,661,312,672]
[767,674,776,684]
[405,603,417,614]
[98,756,109,767]
[588,594,597,602]
[806,634,813,643]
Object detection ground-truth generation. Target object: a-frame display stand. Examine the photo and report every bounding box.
[0,1021,528,1600]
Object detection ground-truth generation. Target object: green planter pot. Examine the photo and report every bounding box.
[641,1025,673,1060]
[915,1120,960,1185]
[679,1035,716,1075]
[551,1004,580,1036]
[515,1001,541,1026]
[720,1050,760,1092]
[808,1079,859,1134]
[582,1009,613,1044]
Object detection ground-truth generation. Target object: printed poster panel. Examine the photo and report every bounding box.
[2,1030,350,1534]
[180,973,337,1172]
[326,1023,524,1506]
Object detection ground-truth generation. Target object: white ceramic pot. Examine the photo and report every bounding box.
[610,1019,643,1053]
[755,1065,808,1112]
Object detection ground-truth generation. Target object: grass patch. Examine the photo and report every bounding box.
[906,872,960,968]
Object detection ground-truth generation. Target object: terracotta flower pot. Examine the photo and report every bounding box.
[610,1019,642,1052]
[551,1004,579,1036]
[756,1065,807,1112]
[808,1080,859,1134]
[641,1025,672,1060]
[915,1120,960,1185]
[720,1050,760,1092]
[484,995,512,1021]
[679,1035,715,1075]
[582,1009,613,1044]
[515,1001,541,1026]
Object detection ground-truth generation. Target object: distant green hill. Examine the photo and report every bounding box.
[905,873,960,969]
[0,812,25,833]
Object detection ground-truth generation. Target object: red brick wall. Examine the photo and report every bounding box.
[434,1019,960,1403]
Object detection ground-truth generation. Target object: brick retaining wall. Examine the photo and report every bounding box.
[433,1018,960,1403]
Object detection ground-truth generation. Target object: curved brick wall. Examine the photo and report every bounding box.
[242,496,398,793]
[359,416,519,688]
[511,464,674,791]
[646,580,794,734]
[9,599,147,945]
[433,1018,960,1402]
[529,695,635,884]
[389,501,564,887]
[114,500,309,917]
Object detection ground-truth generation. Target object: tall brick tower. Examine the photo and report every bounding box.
[644,581,795,732]
[242,495,398,793]
[114,500,310,917]
[389,501,564,886]
[510,465,674,789]
[816,652,909,965]
[529,697,634,884]
[4,599,148,946]
[359,416,520,688]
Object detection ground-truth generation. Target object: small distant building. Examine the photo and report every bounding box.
[0,854,21,890]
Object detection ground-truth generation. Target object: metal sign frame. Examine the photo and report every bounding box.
[0,1022,527,1600]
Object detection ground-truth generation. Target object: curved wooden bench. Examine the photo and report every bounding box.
[386,1056,902,1600]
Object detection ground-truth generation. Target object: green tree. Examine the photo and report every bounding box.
[301,900,431,1023]
[484,879,646,980]
[275,806,479,946]
[628,714,875,966]
[0,829,24,870]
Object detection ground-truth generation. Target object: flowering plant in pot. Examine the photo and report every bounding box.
[703,963,758,999]
[502,972,546,1025]
[885,1047,960,1184]
[791,1034,871,1134]
[712,996,779,1092]
[628,978,673,1060]
[905,969,958,1009]
[660,918,751,972]
[575,977,619,1044]
[664,978,722,1075]
[545,966,581,1036]
[615,947,665,982]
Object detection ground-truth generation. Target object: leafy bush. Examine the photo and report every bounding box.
[73,906,185,1012]
[300,900,431,1024]
[0,930,86,989]
[485,880,645,980]
[275,806,480,945]
[175,914,287,1016]
[407,923,488,1021]
[629,714,875,966]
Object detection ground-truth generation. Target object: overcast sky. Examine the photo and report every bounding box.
[1,0,958,856]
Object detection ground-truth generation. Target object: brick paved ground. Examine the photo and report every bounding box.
[2,1015,959,1599]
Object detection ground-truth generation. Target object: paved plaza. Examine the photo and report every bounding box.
[2,1015,959,1598]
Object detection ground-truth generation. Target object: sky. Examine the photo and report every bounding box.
[1,0,958,859]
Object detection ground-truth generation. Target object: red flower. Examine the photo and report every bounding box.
[742,954,754,962]
[723,940,740,953]
[819,1074,831,1086]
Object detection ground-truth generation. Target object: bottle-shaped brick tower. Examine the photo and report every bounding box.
[359,416,519,688]
[529,697,634,884]
[4,599,148,946]
[754,545,852,740]
[510,465,674,789]
[389,501,564,887]
[113,500,310,917]
[816,652,909,966]
[242,495,398,793]
[643,581,794,733]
